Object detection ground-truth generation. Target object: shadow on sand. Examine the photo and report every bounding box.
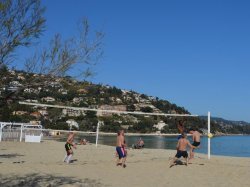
[170,160,187,168]
[175,160,187,166]
[0,154,24,158]
[0,173,106,187]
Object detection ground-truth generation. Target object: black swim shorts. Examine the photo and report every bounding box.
[192,141,200,147]
[175,150,188,158]
[65,143,72,151]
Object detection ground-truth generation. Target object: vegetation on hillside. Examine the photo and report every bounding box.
[1,69,250,134]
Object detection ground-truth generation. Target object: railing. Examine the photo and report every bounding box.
[0,122,43,142]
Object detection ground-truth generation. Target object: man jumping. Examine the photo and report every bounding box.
[189,128,201,161]
[175,118,187,139]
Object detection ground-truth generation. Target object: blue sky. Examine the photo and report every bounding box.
[15,0,250,122]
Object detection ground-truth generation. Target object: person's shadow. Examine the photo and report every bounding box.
[175,160,186,166]
[70,159,78,163]
[170,159,187,168]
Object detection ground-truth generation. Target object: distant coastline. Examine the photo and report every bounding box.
[45,129,250,137]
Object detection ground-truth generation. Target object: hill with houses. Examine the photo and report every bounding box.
[0,68,250,134]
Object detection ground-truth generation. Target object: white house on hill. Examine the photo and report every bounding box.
[154,121,167,133]
[66,119,79,130]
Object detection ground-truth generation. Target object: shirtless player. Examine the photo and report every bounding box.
[116,130,126,168]
[175,119,186,139]
[170,133,195,167]
[63,132,77,164]
[189,128,201,161]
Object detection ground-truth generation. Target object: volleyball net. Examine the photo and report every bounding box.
[4,101,212,159]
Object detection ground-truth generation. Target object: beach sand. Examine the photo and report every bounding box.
[0,140,250,187]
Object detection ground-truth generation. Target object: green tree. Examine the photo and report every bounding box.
[53,122,69,130]
[140,107,153,113]
[47,108,62,122]
[127,104,135,111]
[129,117,155,133]
[85,111,97,118]
[0,105,11,121]
[77,111,98,131]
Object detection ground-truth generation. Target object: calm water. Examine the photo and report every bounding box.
[75,134,250,157]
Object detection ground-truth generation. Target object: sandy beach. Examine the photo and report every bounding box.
[0,140,250,187]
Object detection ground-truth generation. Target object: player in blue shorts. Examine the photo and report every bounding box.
[116,130,127,168]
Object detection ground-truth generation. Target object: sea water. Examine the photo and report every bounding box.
[77,134,250,157]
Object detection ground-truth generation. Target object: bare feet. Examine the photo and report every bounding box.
[188,156,193,163]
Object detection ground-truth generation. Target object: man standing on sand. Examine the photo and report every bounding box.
[189,128,201,161]
[116,130,126,168]
[63,132,77,164]
[170,133,195,168]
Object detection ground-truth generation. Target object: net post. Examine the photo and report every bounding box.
[20,124,23,142]
[208,111,211,160]
[96,121,100,147]
[0,123,2,142]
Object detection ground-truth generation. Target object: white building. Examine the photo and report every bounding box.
[7,86,19,91]
[18,75,25,80]
[154,121,167,133]
[25,99,38,103]
[9,81,22,87]
[42,97,55,102]
[116,98,122,104]
[38,110,48,116]
[58,88,68,95]
[49,82,62,88]
[24,88,39,94]
[9,70,16,75]
[12,111,28,115]
[73,97,83,104]
[62,109,83,117]
[66,119,79,129]
[97,105,127,116]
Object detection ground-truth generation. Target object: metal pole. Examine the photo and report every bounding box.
[0,123,2,142]
[20,125,23,142]
[208,111,211,160]
[95,121,100,147]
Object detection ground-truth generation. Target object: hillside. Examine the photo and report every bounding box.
[199,116,250,134]
[200,116,250,126]
[1,68,250,134]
